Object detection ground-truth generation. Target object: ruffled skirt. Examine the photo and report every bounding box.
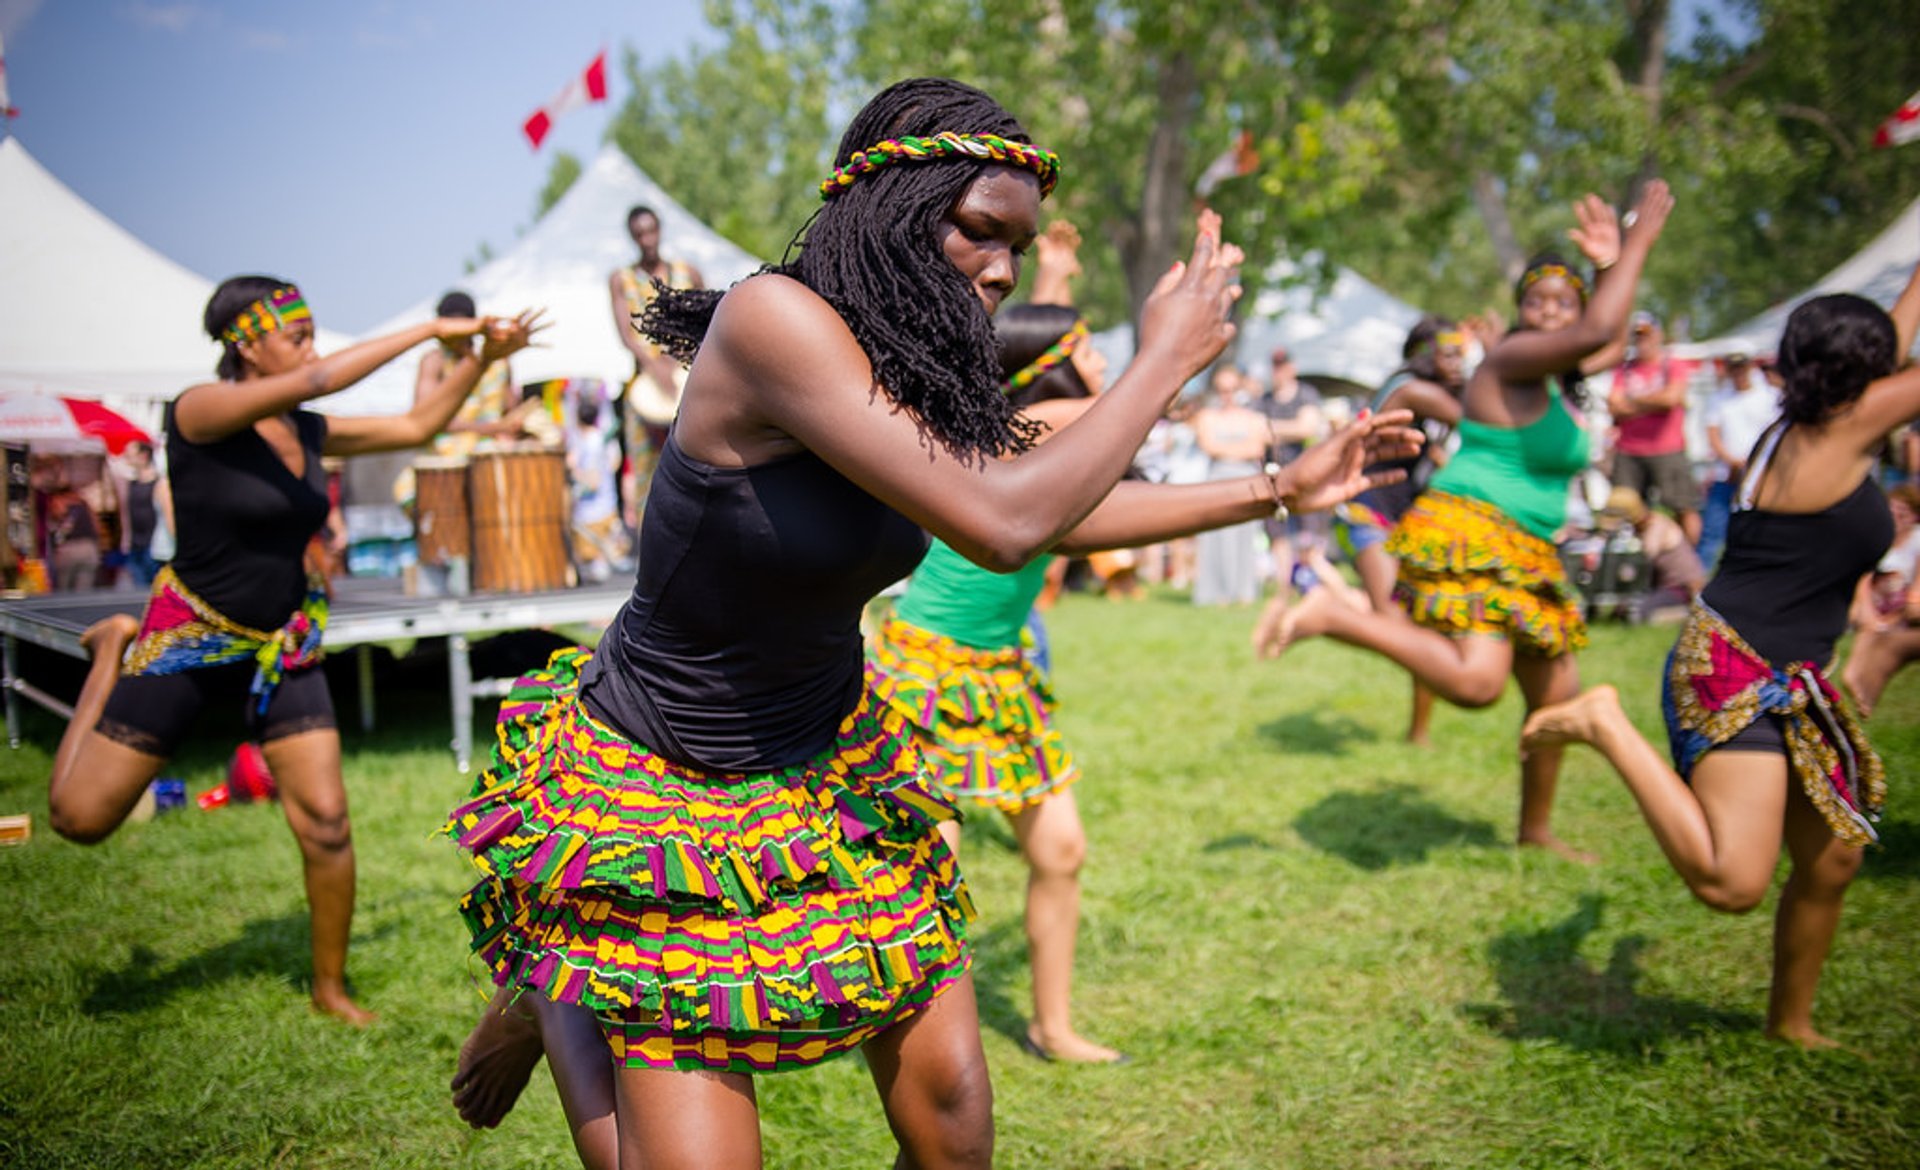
[444,647,974,1073]
[1386,491,1588,657]
[868,617,1077,815]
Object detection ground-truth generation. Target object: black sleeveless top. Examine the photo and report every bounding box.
[165,403,330,631]
[1701,425,1891,670]
[579,434,931,771]
[125,478,158,546]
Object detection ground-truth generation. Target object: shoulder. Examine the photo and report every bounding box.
[293,408,328,445]
[711,273,849,348]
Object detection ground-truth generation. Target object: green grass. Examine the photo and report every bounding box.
[1,594,1915,1168]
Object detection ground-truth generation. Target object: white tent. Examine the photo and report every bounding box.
[1089,256,1422,395]
[0,137,352,431]
[341,144,764,417]
[1686,192,1920,359]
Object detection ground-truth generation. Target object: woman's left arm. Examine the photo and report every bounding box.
[323,311,544,457]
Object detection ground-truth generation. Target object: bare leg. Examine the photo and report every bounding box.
[259,728,373,1025]
[47,615,168,843]
[865,974,994,1170]
[1511,652,1595,862]
[1266,590,1513,708]
[1767,784,1865,1050]
[1405,680,1436,747]
[1007,791,1121,1063]
[1839,624,1920,719]
[614,1065,762,1170]
[1353,544,1398,614]
[1521,686,1788,909]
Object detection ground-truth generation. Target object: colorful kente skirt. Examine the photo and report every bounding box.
[443,647,974,1073]
[868,617,1077,815]
[1662,601,1885,848]
[121,564,328,718]
[1386,491,1588,657]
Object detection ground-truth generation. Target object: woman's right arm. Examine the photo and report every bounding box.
[172,319,484,444]
[723,219,1242,571]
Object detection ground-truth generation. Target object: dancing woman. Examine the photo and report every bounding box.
[1524,259,1920,1049]
[46,277,540,1024]
[442,79,1413,1170]
[1265,182,1674,860]
[868,265,1413,1065]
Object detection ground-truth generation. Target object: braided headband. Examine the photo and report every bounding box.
[1006,320,1089,393]
[820,131,1061,201]
[221,286,312,344]
[1435,330,1467,349]
[1517,263,1588,301]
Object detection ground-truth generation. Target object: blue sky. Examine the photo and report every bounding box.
[1,1,716,332]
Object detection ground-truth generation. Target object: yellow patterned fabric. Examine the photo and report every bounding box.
[1663,602,1885,848]
[869,617,1078,815]
[1386,490,1587,657]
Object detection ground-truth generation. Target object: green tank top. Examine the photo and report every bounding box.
[1428,381,1590,540]
[891,538,1053,650]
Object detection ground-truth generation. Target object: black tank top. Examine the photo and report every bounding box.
[579,434,931,771]
[125,478,158,545]
[1701,424,1892,669]
[164,403,330,631]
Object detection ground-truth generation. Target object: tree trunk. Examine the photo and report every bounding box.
[1472,170,1525,283]
[1125,50,1200,332]
[1625,0,1670,204]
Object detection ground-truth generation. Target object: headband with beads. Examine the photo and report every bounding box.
[1517,263,1588,302]
[820,131,1061,201]
[220,286,312,344]
[1006,320,1089,393]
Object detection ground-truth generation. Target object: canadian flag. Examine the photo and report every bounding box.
[1195,130,1259,199]
[1873,89,1920,148]
[1,31,18,119]
[523,50,608,150]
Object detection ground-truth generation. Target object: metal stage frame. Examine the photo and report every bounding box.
[0,579,631,771]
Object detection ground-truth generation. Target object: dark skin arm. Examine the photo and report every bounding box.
[324,311,545,456]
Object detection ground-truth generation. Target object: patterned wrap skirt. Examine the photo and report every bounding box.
[868,617,1078,816]
[1386,491,1588,657]
[1662,601,1885,848]
[443,647,975,1073]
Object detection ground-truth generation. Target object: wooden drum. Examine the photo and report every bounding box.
[469,447,571,594]
[411,456,471,567]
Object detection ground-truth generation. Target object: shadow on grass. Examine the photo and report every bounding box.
[1862,818,1920,881]
[1254,710,1379,756]
[961,918,1030,1047]
[1464,893,1756,1056]
[83,913,398,1016]
[1293,783,1502,870]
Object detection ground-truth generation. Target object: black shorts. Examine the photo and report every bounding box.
[1614,451,1702,513]
[95,661,336,758]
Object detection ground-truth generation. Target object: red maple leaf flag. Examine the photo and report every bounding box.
[1873,89,1920,148]
[1195,130,1259,198]
[523,49,608,150]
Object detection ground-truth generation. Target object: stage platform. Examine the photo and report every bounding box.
[0,577,632,771]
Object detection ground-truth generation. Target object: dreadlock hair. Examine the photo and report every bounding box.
[641,77,1045,461]
[205,274,294,380]
[998,303,1092,410]
[1397,314,1460,385]
[1776,293,1898,426]
[1507,250,1591,408]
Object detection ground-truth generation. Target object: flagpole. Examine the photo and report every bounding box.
[0,31,17,141]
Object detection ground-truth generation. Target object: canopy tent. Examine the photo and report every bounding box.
[1089,257,1422,397]
[1684,192,1920,359]
[0,137,352,433]
[340,144,764,418]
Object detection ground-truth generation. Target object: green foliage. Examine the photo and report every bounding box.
[1,608,1916,1166]
[534,150,583,219]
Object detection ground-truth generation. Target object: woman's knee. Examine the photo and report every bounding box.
[1691,874,1771,915]
[293,805,354,855]
[47,798,114,845]
[1026,820,1087,878]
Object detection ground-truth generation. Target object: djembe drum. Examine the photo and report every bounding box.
[411,456,471,567]
[469,447,571,593]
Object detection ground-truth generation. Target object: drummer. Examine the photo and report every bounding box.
[415,291,553,458]
[608,205,704,522]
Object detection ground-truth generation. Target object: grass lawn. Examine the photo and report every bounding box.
[1,592,1915,1168]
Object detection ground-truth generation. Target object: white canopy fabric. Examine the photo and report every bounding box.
[0,137,352,433]
[340,145,764,417]
[1683,193,1920,359]
[1089,257,1422,395]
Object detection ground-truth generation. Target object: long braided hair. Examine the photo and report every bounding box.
[641,78,1045,461]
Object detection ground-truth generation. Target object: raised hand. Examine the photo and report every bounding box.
[1136,208,1245,385]
[479,309,550,363]
[1566,194,1620,272]
[433,316,487,343]
[1622,178,1675,249]
[1276,408,1424,513]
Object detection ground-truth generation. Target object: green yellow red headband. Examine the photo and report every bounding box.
[1517,263,1588,302]
[221,286,311,345]
[1006,320,1088,393]
[820,131,1061,201]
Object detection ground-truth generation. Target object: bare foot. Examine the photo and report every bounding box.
[453,992,545,1128]
[1251,596,1288,659]
[1023,1024,1128,1065]
[312,984,377,1027]
[1517,831,1600,865]
[1404,728,1431,748]
[80,613,139,660]
[1267,587,1338,660]
[1520,684,1621,752]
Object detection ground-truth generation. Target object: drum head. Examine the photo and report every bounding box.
[628,368,683,426]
